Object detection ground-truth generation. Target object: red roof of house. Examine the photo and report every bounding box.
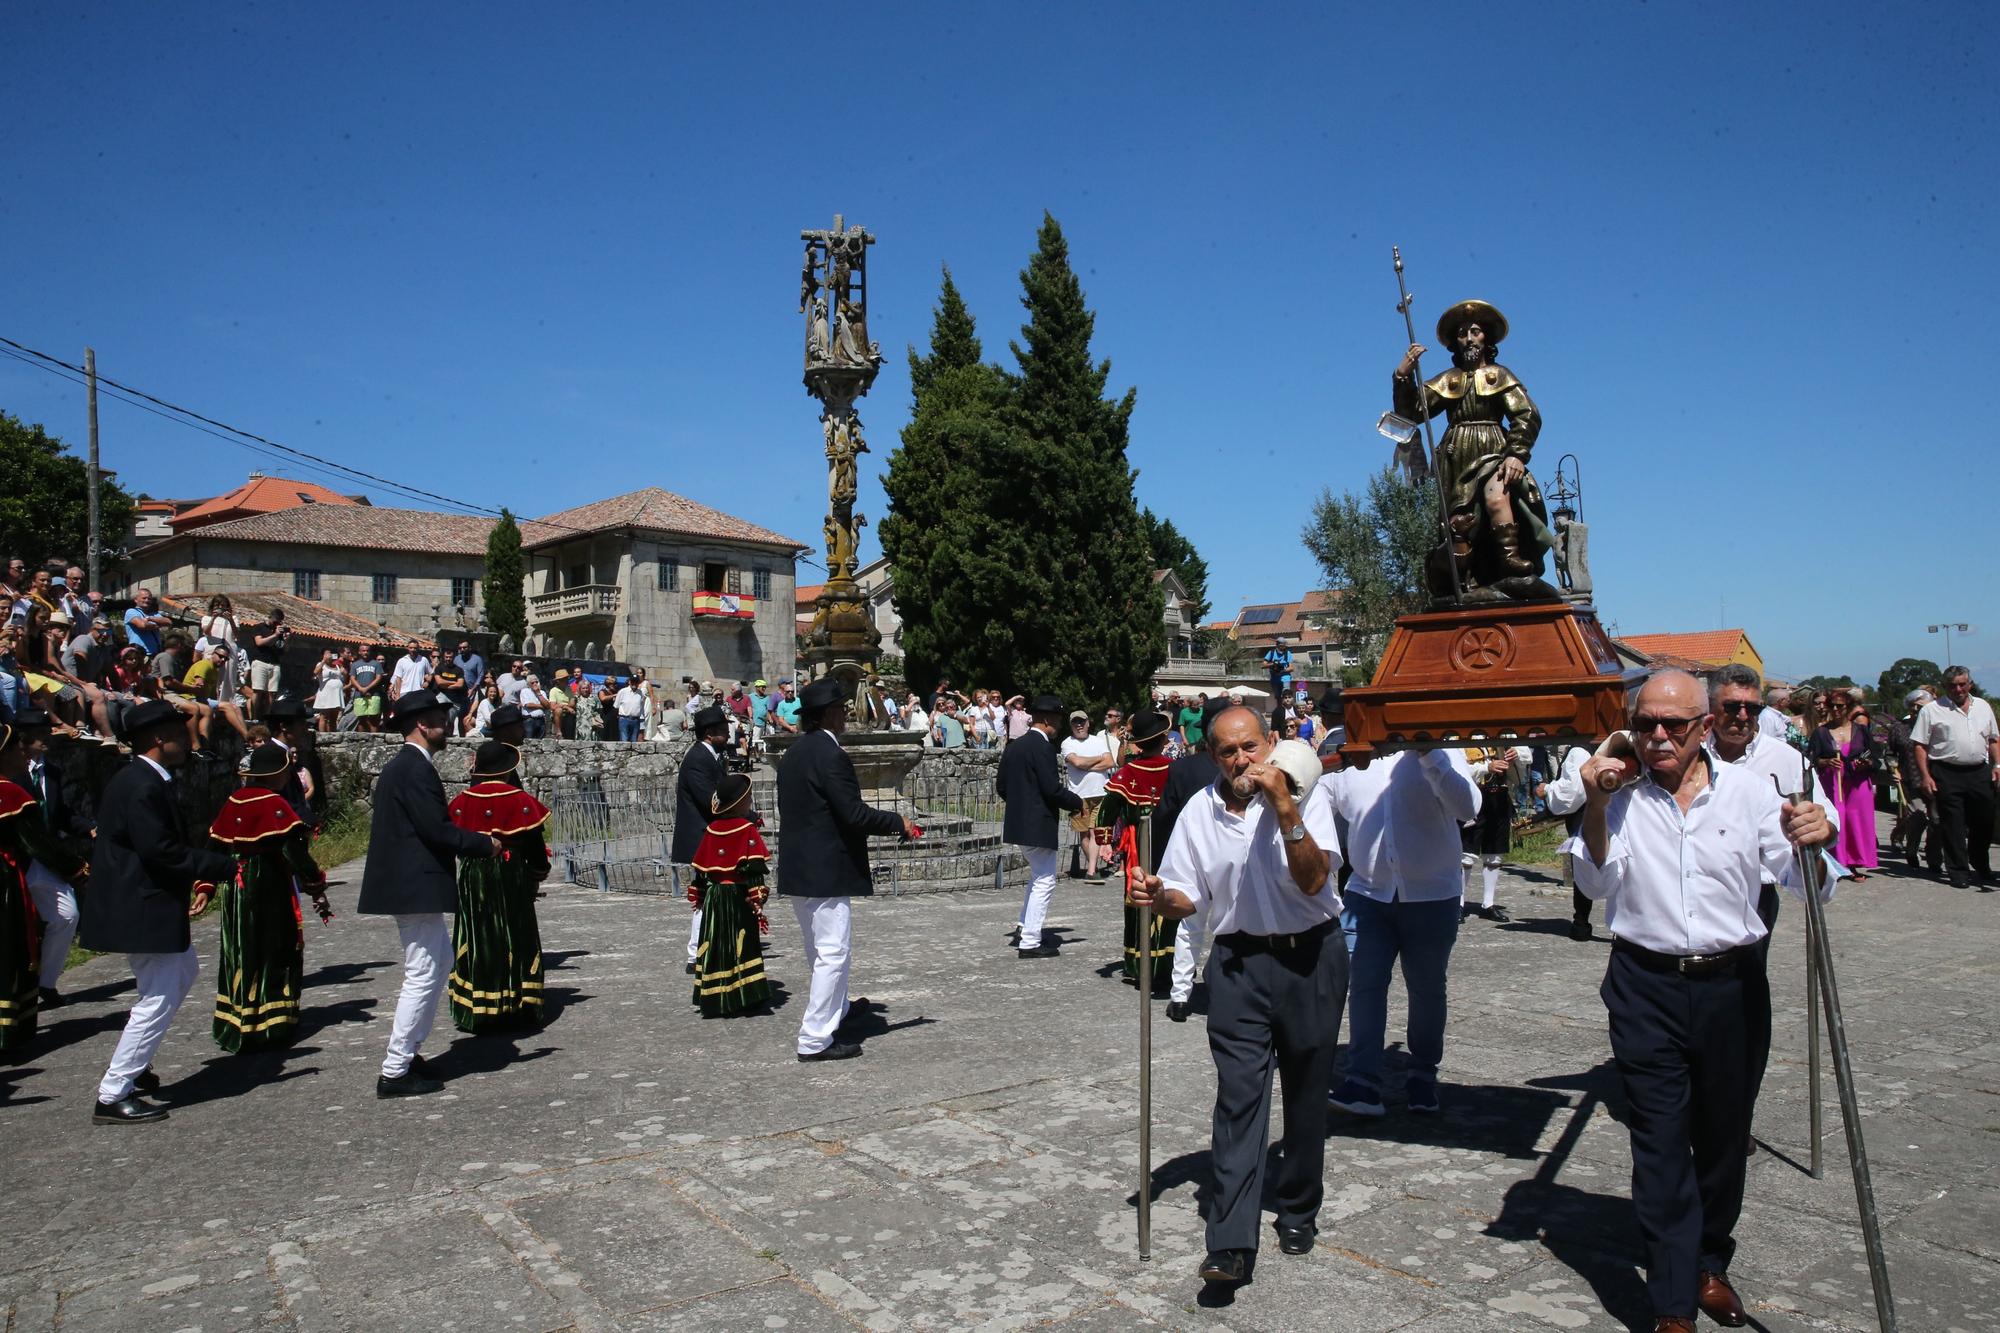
[525,487,805,552]
[159,504,497,556]
[172,475,364,530]
[158,590,431,650]
[1620,629,1756,666]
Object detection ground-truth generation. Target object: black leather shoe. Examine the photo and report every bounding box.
[408,1054,433,1076]
[93,1095,168,1124]
[1165,1001,1190,1023]
[797,1041,862,1062]
[1482,904,1511,923]
[131,1068,161,1094]
[37,986,63,1010]
[1198,1249,1248,1283]
[684,961,697,975]
[1277,1224,1315,1255]
[1017,943,1060,959]
[376,1069,444,1098]
[1568,918,1593,942]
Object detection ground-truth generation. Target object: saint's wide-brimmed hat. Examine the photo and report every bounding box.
[471,740,521,779]
[799,677,845,713]
[1128,711,1171,744]
[711,772,752,816]
[244,742,293,778]
[1435,299,1509,347]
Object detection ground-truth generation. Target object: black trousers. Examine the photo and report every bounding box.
[1933,761,1995,883]
[1603,945,1770,1318]
[1205,921,1348,1253]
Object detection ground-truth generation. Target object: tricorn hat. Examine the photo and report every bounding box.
[1435,299,1508,348]
[389,690,453,724]
[691,704,729,734]
[470,740,521,779]
[1128,711,1171,745]
[799,677,845,713]
[244,742,293,778]
[711,772,752,817]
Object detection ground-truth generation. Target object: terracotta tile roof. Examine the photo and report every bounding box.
[1619,629,1756,666]
[158,591,431,650]
[173,475,364,529]
[525,487,805,552]
[162,504,496,556]
[795,583,825,606]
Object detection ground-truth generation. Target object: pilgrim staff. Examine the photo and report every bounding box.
[1092,711,1175,988]
[358,689,499,1098]
[79,699,239,1123]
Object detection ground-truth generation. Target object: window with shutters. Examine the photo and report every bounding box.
[293,569,321,600]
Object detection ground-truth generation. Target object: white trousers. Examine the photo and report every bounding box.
[1169,903,1210,1003]
[790,896,852,1055]
[687,908,703,964]
[1014,845,1060,949]
[384,913,449,1077]
[25,862,77,990]
[98,945,199,1101]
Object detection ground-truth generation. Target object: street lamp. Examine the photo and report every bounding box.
[1926,622,1974,663]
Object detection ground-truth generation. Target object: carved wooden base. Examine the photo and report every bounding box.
[1339,601,1626,766]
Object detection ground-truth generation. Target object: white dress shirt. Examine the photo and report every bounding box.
[1706,732,1839,841]
[1910,695,1999,766]
[1157,780,1344,936]
[1325,748,1480,903]
[1756,706,1790,743]
[137,754,172,783]
[1565,758,1827,956]
[1543,745,1590,817]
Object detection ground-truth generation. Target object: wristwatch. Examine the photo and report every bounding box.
[1285,822,1308,844]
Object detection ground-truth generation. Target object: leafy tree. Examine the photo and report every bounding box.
[483,508,526,643]
[1141,507,1209,623]
[1300,466,1434,674]
[1877,656,1943,708]
[0,411,136,575]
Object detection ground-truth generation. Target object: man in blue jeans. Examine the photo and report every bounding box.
[1323,746,1482,1115]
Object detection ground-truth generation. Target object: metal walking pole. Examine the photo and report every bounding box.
[1807,897,1823,1179]
[1392,246,1463,607]
[1785,764,1896,1330]
[1136,819,1155,1261]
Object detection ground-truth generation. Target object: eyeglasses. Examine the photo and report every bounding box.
[1631,714,1705,739]
[1715,700,1762,717]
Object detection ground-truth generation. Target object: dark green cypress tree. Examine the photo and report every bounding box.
[1141,508,1210,623]
[1000,214,1165,713]
[483,508,527,644]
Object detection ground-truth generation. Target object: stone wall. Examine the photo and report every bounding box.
[315,732,694,808]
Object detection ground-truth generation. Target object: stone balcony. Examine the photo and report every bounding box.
[528,583,622,628]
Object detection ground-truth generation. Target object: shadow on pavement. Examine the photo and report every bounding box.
[301,960,391,990]
[163,1046,323,1108]
[1496,916,1588,939]
[52,977,136,1006]
[542,948,591,970]
[435,1036,557,1079]
[297,996,377,1042]
[30,1007,130,1057]
[0,1064,53,1107]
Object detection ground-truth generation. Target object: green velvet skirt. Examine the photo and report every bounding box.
[1122,902,1175,985]
[449,857,545,1032]
[212,859,305,1053]
[692,880,770,1018]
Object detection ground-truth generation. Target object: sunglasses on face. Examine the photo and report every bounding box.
[1715,700,1763,717]
[1631,714,1705,740]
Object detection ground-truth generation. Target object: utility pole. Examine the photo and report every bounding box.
[85,346,101,592]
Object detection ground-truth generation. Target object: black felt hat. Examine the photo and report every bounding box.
[244,742,293,778]
[692,704,729,734]
[470,740,521,779]
[799,677,845,713]
[487,703,524,730]
[710,772,752,816]
[1128,711,1171,744]
[1201,694,1236,727]
[389,690,453,724]
[118,698,184,741]
[1029,694,1065,717]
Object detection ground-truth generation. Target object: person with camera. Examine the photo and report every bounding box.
[1569,670,1832,1331]
[246,610,291,719]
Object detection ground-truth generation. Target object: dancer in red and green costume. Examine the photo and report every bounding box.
[446,741,550,1032]
[0,719,87,1050]
[1096,711,1175,988]
[197,743,331,1053]
[688,772,772,1018]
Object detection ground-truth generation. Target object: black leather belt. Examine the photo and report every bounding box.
[1613,938,1756,977]
[1217,919,1337,953]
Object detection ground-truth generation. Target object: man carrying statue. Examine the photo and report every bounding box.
[1392,300,1554,599]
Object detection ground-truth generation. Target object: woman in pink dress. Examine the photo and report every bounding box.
[1811,692,1881,878]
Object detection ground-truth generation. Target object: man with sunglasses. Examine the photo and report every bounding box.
[1569,670,1832,1333]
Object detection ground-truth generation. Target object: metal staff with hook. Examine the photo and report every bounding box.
[1781,759,1896,1330]
[1392,246,1464,606]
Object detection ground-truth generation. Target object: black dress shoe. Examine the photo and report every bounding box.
[1568,918,1593,942]
[93,1095,169,1124]
[684,961,697,975]
[1017,943,1060,959]
[376,1069,444,1098]
[37,986,63,1010]
[797,1040,862,1062]
[1165,1001,1190,1023]
[1277,1224,1315,1255]
[1482,904,1510,923]
[408,1054,432,1076]
[1197,1249,1248,1283]
[132,1068,161,1094]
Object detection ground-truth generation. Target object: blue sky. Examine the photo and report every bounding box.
[3,4,1993,685]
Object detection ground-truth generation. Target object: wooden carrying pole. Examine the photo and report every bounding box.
[1135,820,1154,1261]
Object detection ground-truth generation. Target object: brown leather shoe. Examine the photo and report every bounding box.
[1653,1319,1696,1333]
[1697,1271,1747,1327]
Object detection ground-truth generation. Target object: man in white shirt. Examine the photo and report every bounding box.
[1323,746,1481,1118]
[1755,686,1792,744]
[1908,666,1999,889]
[614,677,650,742]
[389,646,432,702]
[1129,706,1343,1284]
[1060,711,1115,880]
[1541,742,1595,940]
[1568,670,1831,1331]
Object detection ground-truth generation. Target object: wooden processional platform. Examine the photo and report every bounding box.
[1338,601,1626,766]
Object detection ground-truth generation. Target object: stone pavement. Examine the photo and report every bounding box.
[3,821,1995,1332]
